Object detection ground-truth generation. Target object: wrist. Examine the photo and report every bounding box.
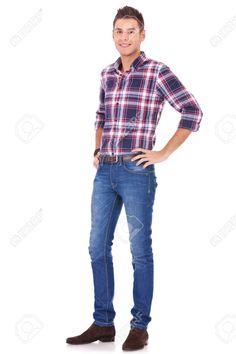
[160,148,170,160]
[94,148,100,157]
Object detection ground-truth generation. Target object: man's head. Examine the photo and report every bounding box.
[112,6,145,57]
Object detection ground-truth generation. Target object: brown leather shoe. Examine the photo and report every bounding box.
[66,323,115,345]
[122,328,148,351]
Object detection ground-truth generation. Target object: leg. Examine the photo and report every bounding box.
[89,168,123,326]
[117,165,157,329]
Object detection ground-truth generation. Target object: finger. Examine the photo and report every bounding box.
[135,158,149,166]
[131,154,146,162]
[131,148,147,153]
[143,162,154,168]
[93,160,99,168]
[94,157,100,164]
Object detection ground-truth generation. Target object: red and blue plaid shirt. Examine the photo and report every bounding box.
[95,51,203,156]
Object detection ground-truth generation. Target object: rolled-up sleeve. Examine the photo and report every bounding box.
[156,64,203,131]
[94,74,105,130]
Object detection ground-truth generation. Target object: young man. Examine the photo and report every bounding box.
[66,6,203,351]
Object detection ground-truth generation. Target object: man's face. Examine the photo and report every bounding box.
[113,18,145,56]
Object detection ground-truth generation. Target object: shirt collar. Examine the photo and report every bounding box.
[113,51,147,73]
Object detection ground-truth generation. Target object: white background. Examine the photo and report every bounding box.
[0,0,236,353]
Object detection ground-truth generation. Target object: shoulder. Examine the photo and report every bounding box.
[100,62,116,76]
[97,63,116,90]
[142,57,169,74]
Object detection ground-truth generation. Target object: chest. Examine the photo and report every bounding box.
[104,72,158,100]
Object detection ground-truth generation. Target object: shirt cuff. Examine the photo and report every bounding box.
[94,121,105,129]
[178,118,201,132]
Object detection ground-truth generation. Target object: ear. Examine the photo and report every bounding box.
[140,29,146,42]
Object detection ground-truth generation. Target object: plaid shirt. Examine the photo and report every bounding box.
[95,51,203,156]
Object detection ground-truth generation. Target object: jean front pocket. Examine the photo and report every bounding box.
[123,160,155,175]
[96,161,102,172]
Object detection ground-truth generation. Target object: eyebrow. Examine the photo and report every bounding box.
[114,27,137,31]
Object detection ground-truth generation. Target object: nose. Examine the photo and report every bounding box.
[121,32,129,41]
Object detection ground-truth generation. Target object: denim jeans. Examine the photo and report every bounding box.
[88,154,158,330]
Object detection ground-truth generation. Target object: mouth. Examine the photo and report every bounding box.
[119,44,131,48]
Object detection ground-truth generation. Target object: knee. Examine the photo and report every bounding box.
[130,243,153,264]
[132,253,153,265]
[89,229,113,262]
[88,244,101,262]
[88,231,101,261]
[88,244,112,263]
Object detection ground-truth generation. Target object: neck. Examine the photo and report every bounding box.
[120,50,141,72]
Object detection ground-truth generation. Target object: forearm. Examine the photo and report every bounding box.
[95,127,103,149]
[161,128,192,159]
[131,128,193,166]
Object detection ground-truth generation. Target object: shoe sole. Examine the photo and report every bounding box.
[122,342,148,351]
[66,336,115,345]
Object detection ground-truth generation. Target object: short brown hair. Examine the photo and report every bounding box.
[113,6,144,30]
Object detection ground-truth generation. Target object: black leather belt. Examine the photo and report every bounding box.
[99,153,141,164]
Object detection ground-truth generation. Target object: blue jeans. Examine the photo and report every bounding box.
[88,155,158,330]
